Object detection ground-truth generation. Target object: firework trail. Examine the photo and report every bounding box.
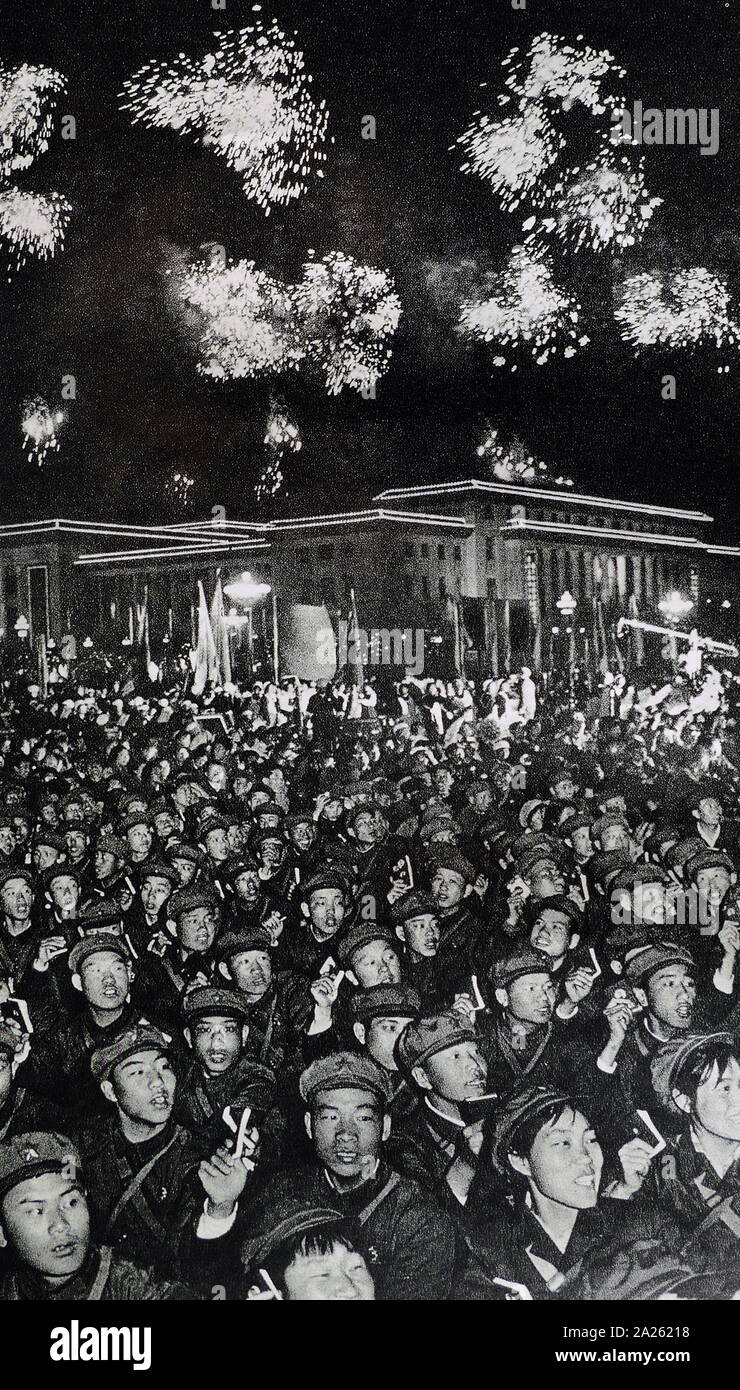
[172,249,401,394]
[615,268,740,355]
[458,247,585,367]
[165,471,196,510]
[21,396,65,466]
[120,19,330,214]
[476,425,574,485]
[294,251,402,395]
[256,395,301,500]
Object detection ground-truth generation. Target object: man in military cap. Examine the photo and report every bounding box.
[30,828,68,877]
[198,815,232,896]
[136,887,220,1032]
[390,1010,490,1208]
[0,1025,66,1140]
[83,1024,254,1280]
[0,1131,195,1299]
[350,984,421,1127]
[281,866,350,977]
[216,929,312,1085]
[427,849,485,981]
[224,857,283,936]
[0,868,41,990]
[177,984,282,1168]
[479,948,603,1106]
[84,834,130,907]
[337,922,403,990]
[392,889,461,1007]
[30,934,140,1119]
[124,860,178,958]
[167,841,201,891]
[121,813,154,871]
[253,1050,457,1300]
[284,810,321,879]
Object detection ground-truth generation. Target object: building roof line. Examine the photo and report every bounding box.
[499,519,704,548]
[269,508,472,531]
[373,478,713,524]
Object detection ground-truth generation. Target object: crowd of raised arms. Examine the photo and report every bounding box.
[2,655,740,1301]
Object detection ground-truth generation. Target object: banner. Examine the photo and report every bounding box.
[191,581,219,695]
[279,603,337,681]
[209,575,233,686]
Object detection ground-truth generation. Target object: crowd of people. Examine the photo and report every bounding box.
[0,652,740,1301]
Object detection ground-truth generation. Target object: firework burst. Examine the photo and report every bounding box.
[172,249,401,394]
[256,395,302,500]
[120,20,330,214]
[615,268,740,354]
[457,104,563,211]
[165,471,196,510]
[536,152,662,253]
[21,396,65,466]
[294,251,402,395]
[508,32,625,116]
[458,247,583,367]
[0,63,66,179]
[0,188,71,275]
[175,255,304,379]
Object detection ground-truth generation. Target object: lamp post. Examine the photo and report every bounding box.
[658,591,694,668]
[555,592,577,699]
[14,615,29,642]
[223,573,272,681]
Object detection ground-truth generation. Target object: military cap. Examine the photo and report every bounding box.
[623,941,695,985]
[217,929,274,965]
[120,812,153,834]
[31,829,67,853]
[69,932,131,976]
[42,864,81,892]
[299,1051,391,1104]
[490,1086,575,1175]
[684,849,735,884]
[419,815,458,844]
[395,1010,476,1074]
[167,842,200,865]
[522,894,583,935]
[336,922,396,968]
[651,1032,736,1116]
[285,810,314,830]
[253,830,285,850]
[241,1202,346,1274]
[149,798,174,819]
[228,857,261,882]
[511,830,561,862]
[200,815,231,837]
[0,866,33,893]
[137,859,178,886]
[493,946,554,991]
[350,983,421,1024]
[427,848,475,885]
[302,867,350,900]
[169,886,218,919]
[79,900,124,931]
[588,849,632,888]
[347,801,385,828]
[95,834,128,860]
[90,1023,173,1082]
[390,888,437,924]
[591,811,630,840]
[558,810,593,838]
[253,800,283,820]
[118,791,149,813]
[610,863,669,894]
[181,986,250,1023]
[0,1131,82,1201]
[518,799,547,829]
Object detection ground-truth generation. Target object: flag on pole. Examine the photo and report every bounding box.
[502,599,511,673]
[627,593,644,667]
[135,584,151,682]
[191,581,219,695]
[484,596,499,677]
[594,598,609,676]
[346,588,364,686]
[209,575,232,686]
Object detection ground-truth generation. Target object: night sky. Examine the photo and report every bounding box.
[2,0,739,532]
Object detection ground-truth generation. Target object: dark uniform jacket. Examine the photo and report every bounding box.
[458,1195,684,1299]
[0,1243,196,1300]
[79,1114,208,1280]
[647,1128,740,1276]
[254,1158,458,1301]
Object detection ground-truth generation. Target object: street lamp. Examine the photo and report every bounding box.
[14,615,29,641]
[556,591,577,620]
[224,572,271,604]
[555,592,577,700]
[658,591,694,625]
[82,636,93,649]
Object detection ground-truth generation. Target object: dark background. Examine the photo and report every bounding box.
[1,0,738,528]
